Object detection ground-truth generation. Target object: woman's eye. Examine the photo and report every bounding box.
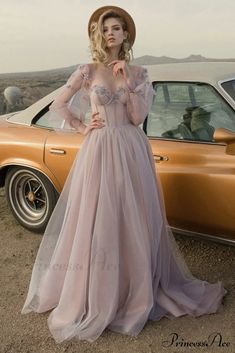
[103,26,120,33]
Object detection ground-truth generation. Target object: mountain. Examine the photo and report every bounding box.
[1,54,235,78]
[131,54,235,65]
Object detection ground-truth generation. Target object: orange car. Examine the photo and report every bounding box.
[0,62,235,245]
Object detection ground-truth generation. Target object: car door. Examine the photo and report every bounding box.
[34,107,88,190]
[44,131,85,189]
[146,81,235,239]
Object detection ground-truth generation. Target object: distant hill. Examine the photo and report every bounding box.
[0,66,75,79]
[1,54,235,77]
[131,54,235,65]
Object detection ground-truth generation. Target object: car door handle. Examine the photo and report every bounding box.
[153,154,169,162]
[49,148,66,155]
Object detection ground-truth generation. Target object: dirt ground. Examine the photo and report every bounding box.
[0,186,235,353]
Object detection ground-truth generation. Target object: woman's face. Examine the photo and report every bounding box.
[103,17,127,49]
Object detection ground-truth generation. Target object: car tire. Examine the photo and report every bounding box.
[5,166,59,233]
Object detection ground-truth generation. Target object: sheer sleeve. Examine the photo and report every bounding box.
[48,64,91,134]
[126,66,154,126]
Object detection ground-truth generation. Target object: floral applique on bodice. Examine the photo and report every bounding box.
[90,84,128,105]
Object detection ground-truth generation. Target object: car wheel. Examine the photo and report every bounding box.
[5,166,59,233]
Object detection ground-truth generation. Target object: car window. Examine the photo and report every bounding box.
[147,82,235,142]
[221,79,235,101]
[34,105,91,130]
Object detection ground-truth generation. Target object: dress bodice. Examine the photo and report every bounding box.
[89,84,131,127]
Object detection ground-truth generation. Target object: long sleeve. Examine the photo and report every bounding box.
[126,67,154,126]
[49,64,91,134]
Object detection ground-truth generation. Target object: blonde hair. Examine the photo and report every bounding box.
[89,10,134,64]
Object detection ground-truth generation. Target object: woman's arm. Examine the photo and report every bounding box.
[49,64,90,134]
[126,67,154,126]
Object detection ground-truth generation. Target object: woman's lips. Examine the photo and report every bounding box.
[108,38,115,42]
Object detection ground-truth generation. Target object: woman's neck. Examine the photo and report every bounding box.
[106,47,121,64]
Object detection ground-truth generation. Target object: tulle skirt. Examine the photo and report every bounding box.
[21,124,227,343]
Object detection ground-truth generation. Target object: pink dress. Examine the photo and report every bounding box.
[21,63,227,343]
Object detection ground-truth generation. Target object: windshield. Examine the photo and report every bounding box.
[221,79,235,101]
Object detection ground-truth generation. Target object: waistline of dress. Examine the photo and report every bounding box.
[99,123,134,129]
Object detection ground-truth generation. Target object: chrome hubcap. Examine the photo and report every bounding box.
[8,170,49,226]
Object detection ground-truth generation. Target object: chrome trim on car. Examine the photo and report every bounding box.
[153,155,169,162]
[218,77,235,104]
[49,149,66,155]
[148,136,226,145]
[171,226,235,247]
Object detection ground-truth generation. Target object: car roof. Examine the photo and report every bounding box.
[6,87,61,126]
[145,62,235,85]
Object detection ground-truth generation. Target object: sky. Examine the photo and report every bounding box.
[0,0,235,74]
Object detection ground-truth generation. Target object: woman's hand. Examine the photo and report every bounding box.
[108,60,131,80]
[108,60,135,90]
[83,112,105,136]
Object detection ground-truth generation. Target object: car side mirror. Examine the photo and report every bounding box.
[213,128,235,155]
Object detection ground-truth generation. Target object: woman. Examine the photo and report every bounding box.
[21,6,227,343]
